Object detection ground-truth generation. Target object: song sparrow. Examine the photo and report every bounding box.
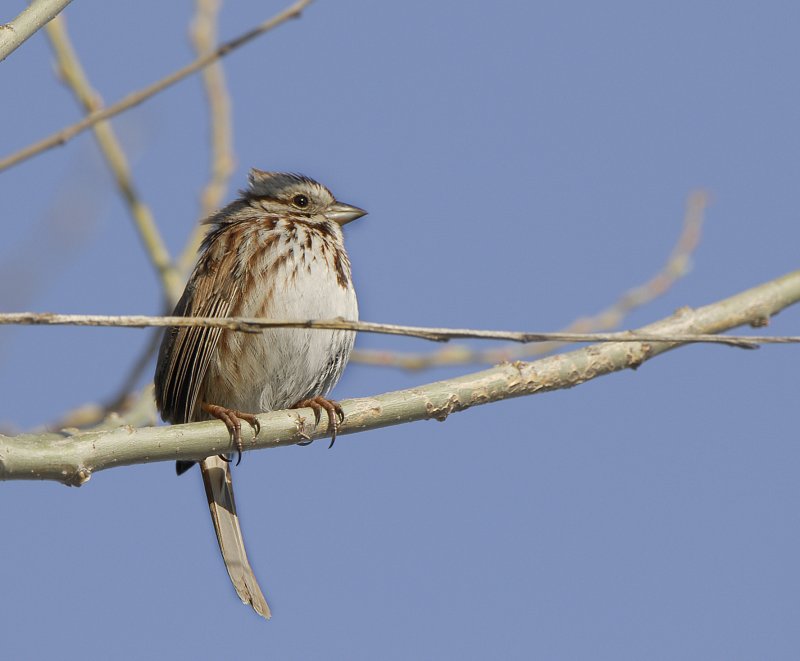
[154,170,366,619]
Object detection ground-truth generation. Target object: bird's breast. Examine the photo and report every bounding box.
[206,221,357,412]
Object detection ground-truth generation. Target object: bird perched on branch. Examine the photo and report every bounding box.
[154,170,366,619]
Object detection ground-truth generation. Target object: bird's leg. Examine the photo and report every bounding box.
[201,402,261,465]
[291,396,345,448]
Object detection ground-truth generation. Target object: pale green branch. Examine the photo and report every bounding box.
[0,0,73,61]
[2,269,798,484]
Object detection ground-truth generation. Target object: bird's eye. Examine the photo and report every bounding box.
[292,194,310,208]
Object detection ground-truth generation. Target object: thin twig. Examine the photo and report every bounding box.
[0,0,313,172]
[0,0,73,61]
[44,16,182,303]
[0,304,797,347]
[352,191,709,368]
[3,268,800,484]
[181,0,236,273]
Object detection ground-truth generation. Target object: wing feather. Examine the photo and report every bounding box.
[155,243,239,424]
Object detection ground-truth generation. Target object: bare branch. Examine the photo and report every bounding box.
[2,269,798,484]
[352,191,708,368]
[0,0,73,61]
[0,266,799,345]
[44,16,182,303]
[0,0,314,172]
[181,0,236,273]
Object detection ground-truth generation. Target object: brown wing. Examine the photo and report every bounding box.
[154,245,239,425]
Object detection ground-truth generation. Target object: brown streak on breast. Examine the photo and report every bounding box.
[334,249,351,289]
[309,220,335,240]
[235,226,276,297]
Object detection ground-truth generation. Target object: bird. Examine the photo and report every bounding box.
[154,170,366,619]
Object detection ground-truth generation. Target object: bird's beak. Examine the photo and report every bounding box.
[325,202,367,225]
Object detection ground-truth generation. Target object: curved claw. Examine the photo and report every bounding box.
[291,396,345,448]
[201,402,260,465]
[333,401,345,424]
[309,402,322,427]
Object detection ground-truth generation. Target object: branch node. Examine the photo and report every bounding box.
[627,344,650,370]
[425,395,464,422]
[293,412,312,442]
[67,466,92,487]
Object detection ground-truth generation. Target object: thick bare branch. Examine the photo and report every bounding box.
[0,0,72,61]
[2,269,798,484]
[0,0,313,172]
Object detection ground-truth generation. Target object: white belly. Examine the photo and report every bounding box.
[251,253,358,411]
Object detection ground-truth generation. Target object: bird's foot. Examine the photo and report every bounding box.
[291,396,345,448]
[201,402,260,465]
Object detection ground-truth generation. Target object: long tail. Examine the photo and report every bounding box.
[199,456,271,619]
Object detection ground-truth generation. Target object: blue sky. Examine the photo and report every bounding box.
[2,1,799,659]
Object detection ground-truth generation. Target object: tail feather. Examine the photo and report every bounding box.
[199,456,271,619]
